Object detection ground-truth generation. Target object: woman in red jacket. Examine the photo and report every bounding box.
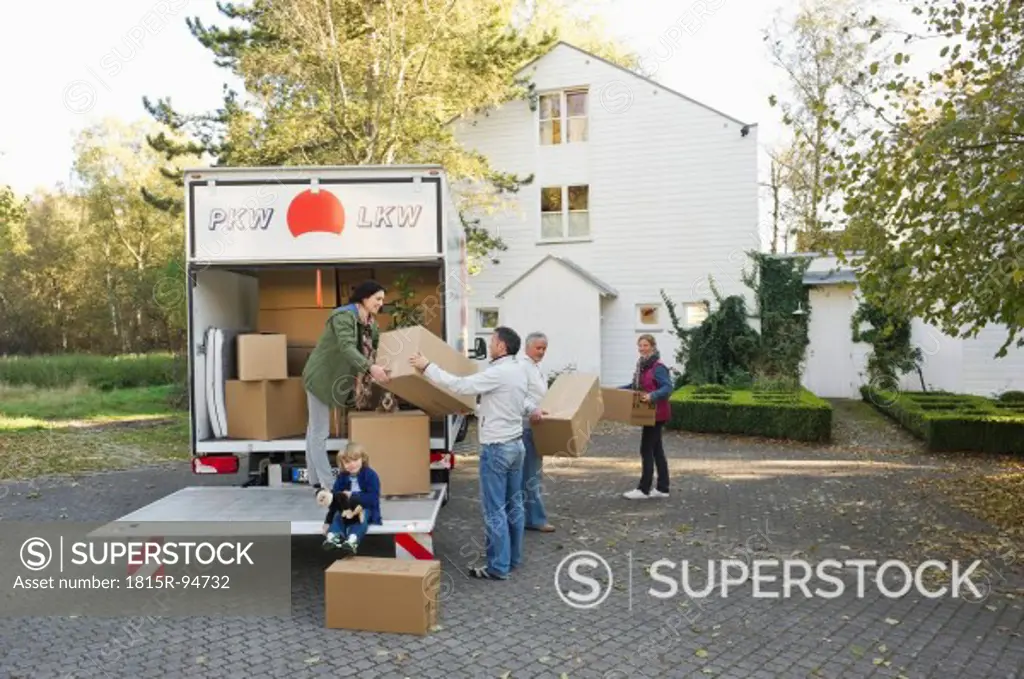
[622,334,672,500]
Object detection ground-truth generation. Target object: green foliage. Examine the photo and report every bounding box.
[862,386,1024,455]
[383,273,427,329]
[851,299,923,390]
[662,287,759,387]
[823,0,1024,356]
[662,252,812,388]
[998,391,1024,403]
[0,353,178,390]
[669,386,832,442]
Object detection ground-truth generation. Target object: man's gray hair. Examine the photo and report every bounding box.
[524,332,547,347]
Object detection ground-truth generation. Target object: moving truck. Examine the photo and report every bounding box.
[103,165,486,558]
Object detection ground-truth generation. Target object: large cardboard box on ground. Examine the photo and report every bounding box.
[348,410,430,496]
[531,373,604,457]
[600,387,656,427]
[225,377,307,440]
[257,308,333,347]
[236,333,288,381]
[324,557,439,635]
[258,269,338,309]
[373,326,478,416]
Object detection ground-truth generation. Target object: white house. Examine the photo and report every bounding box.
[451,42,760,385]
[800,254,1024,399]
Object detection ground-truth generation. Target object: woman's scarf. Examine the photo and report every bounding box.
[631,350,661,390]
[351,313,397,412]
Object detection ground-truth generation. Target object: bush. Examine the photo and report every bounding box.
[669,386,832,442]
[998,390,1024,402]
[861,386,1024,455]
[0,353,178,390]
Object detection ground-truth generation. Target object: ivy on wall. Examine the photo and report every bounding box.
[850,299,925,391]
[662,251,813,389]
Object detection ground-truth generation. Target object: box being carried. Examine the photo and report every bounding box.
[531,373,604,457]
[600,387,657,427]
[325,557,440,635]
[374,325,479,416]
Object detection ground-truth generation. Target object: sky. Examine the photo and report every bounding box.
[0,0,800,195]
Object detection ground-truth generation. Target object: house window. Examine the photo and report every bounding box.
[540,185,590,240]
[683,302,709,327]
[476,308,499,332]
[539,89,589,145]
[636,303,663,331]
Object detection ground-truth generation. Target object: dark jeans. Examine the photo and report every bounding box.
[638,422,669,494]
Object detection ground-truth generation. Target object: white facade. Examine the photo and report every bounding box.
[800,256,1024,398]
[451,42,760,385]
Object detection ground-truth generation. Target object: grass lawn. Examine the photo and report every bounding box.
[0,383,189,480]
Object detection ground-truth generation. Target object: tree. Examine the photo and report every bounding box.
[142,0,636,270]
[764,0,883,252]
[828,0,1023,356]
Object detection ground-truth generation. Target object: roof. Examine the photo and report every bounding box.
[496,255,619,299]
[803,269,859,286]
[516,41,755,128]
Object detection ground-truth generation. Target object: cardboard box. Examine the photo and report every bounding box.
[225,377,307,440]
[257,308,333,346]
[348,410,431,496]
[287,346,315,376]
[600,387,656,426]
[531,373,604,457]
[336,268,374,303]
[236,333,288,381]
[258,269,338,309]
[324,557,439,635]
[374,326,478,416]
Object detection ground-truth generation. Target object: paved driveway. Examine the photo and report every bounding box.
[1,420,1022,679]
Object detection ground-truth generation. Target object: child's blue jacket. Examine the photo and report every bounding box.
[333,466,382,525]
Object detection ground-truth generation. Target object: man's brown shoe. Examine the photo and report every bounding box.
[527,524,555,533]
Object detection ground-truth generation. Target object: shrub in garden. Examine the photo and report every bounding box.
[669,386,832,442]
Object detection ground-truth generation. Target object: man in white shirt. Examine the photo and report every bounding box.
[520,332,555,533]
[409,326,545,580]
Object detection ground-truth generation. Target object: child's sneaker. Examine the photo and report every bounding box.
[622,489,650,500]
[321,532,342,551]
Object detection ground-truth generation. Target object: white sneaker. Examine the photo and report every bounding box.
[650,489,670,499]
[622,489,650,500]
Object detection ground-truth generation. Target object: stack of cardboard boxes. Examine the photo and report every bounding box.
[225,333,307,440]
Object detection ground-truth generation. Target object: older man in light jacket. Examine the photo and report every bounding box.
[520,332,555,532]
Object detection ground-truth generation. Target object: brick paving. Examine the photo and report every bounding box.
[1,415,1022,679]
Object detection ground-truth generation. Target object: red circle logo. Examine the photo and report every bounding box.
[287,189,345,237]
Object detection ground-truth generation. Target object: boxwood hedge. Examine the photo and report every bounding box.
[668,385,832,442]
[861,386,1024,455]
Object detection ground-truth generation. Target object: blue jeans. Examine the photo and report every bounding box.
[478,438,526,577]
[522,428,548,528]
[330,511,369,545]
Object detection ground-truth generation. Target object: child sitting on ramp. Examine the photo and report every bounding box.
[318,442,382,555]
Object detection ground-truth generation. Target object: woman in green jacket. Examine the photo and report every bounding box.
[302,280,391,498]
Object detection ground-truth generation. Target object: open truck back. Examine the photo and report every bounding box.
[103,165,480,556]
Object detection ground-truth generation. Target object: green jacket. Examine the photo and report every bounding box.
[302,304,379,408]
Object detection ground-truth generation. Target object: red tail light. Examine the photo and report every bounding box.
[192,455,240,474]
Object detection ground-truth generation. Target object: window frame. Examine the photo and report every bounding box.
[538,184,591,243]
[538,88,589,146]
[475,307,500,333]
[635,303,665,332]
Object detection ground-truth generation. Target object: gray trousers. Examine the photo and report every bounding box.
[304,389,334,489]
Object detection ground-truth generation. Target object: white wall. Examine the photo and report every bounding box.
[803,275,1024,398]
[453,43,759,385]
[500,259,603,376]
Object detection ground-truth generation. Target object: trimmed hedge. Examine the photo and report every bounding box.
[668,385,833,442]
[861,386,1024,455]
